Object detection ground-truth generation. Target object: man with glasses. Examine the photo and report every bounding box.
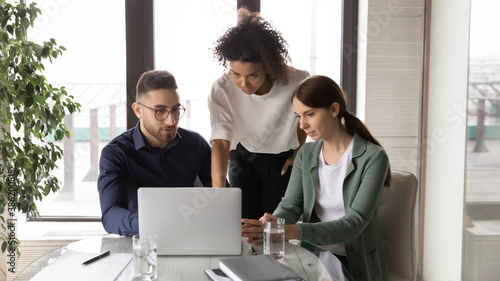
[98,70,212,236]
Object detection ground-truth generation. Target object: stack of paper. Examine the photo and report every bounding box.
[30,249,133,281]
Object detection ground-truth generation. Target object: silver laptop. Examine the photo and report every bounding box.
[137,187,242,255]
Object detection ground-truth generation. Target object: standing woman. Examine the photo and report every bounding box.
[208,8,309,219]
[242,75,391,280]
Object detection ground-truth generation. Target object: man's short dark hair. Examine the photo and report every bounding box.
[136,70,178,100]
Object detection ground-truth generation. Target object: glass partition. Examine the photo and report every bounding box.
[463,0,500,279]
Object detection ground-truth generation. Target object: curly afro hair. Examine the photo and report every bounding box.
[213,7,292,85]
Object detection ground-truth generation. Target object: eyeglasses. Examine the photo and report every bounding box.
[138,103,186,121]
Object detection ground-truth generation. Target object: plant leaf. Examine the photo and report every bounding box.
[25,96,34,108]
[6,24,14,34]
[41,46,50,57]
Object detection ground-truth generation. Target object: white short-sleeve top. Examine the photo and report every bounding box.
[208,69,310,153]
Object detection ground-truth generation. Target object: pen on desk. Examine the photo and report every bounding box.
[81,250,111,265]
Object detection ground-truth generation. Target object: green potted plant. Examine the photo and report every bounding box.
[0,0,81,256]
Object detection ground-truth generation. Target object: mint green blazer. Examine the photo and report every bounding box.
[273,133,390,281]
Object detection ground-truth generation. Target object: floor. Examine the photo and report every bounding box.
[3,222,106,281]
[3,240,77,281]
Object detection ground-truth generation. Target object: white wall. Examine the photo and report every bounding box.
[423,0,470,280]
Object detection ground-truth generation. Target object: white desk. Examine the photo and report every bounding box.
[13,235,341,281]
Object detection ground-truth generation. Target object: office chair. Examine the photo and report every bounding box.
[377,170,418,281]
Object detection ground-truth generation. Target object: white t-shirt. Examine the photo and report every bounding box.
[207,69,310,153]
[314,140,353,256]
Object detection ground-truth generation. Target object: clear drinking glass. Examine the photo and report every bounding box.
[263,218,285,261]
[132,234,157,281]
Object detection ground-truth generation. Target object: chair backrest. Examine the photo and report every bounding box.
[377,170,418,281]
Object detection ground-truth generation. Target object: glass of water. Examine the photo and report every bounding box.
[132,234,157,281]
[263,217,285,261]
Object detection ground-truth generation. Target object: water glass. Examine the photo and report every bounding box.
[132,234,157,281]
[263,217,285,261]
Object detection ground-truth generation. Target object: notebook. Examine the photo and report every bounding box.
[219,255,303,281]
[137,187,242,255]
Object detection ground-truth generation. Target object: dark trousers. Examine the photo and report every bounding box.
[229,143,294,220]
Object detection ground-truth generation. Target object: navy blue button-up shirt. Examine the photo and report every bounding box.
[97,122,212,236]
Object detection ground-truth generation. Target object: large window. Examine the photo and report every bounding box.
[261,0,342,81]
[28,0,126,220]
[154,0,342,141]
[154,0,237,140]
[463,0,500,279]
[24,0,347,225]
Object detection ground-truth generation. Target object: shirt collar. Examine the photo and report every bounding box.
[132,121,182,151]
[132,122,147,150]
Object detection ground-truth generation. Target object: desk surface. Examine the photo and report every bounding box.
[13,235,339,281]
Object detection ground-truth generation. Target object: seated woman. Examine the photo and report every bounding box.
[242,75,391,281]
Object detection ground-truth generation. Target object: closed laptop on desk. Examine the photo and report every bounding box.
[138,187,242,255]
